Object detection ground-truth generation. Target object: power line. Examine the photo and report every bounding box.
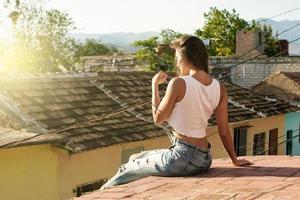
[76,18,300,75]
[221,36,300,101]
[243,129,299,154]
[2,41,300,149]
[80,22,300,73]
[214,22,300,69]
[275,23,300,37]
[74,8,300,74]
[0,100,150,148]
[73,8,300,73]
[256,8,300,24]
[256,129,300,155]
[1,15,300,149]
[218,36,300,80]
[221,128,300,162]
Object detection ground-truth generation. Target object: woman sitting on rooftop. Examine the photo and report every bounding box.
[100,35,253,190]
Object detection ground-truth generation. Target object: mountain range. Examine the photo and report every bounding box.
[71,31,158,52]
[71,19,300,55]
[256,19,300,55]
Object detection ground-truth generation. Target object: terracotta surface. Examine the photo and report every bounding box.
[74,155,300,200]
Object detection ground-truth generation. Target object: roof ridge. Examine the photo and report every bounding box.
[0,71,174,81]
[261,70,282,83]
[222,80,282,104]
[90,78,173,137]
[228,97,267,117]
[251,71,282,89]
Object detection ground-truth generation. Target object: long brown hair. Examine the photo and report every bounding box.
[170,35,209,74]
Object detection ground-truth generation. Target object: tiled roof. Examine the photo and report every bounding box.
[74,155,300,200]
[0,73,165,152]
[252,71,300,103]
[94,72,168,125]
[252,71,300,88]
[0,72,297,152]
[282,72,300,85]
[222,81,298,117]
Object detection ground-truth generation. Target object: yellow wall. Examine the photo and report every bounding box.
[0,144,59,200]
[55,136,170,200]
[207,115,285,158]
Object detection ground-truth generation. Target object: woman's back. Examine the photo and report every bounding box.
[167,74,221,139]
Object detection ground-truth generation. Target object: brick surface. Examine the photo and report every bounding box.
[74,156,300,200]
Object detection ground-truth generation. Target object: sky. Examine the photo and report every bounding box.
[1,0,300,35]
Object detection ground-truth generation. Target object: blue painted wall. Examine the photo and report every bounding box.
[285,112,300,155]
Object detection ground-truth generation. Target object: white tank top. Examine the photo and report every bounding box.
[166,74,221,138]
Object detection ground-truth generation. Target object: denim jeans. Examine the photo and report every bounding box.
[100,136,212,190]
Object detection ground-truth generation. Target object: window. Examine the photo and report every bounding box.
[74,179,107,197]
[286,130,293,155]
[298,122,300,143]
[234,127,247,156]
[269,128,278,155]
[253,133,265,155]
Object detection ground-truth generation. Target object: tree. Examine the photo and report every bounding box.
[74,39,118,60]
[73,39,122,68]
[260,24,280,56]
[38,9,77,71]
[195,7,249,56]
[196,7,280,57]
[1,0,77,73]
[133,29,182,72]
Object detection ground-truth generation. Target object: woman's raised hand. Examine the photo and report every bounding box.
[152,71,168,85]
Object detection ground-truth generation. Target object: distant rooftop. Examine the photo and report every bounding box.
[252,71,300,105]
[74,155,300,200]
[282,71,300,85]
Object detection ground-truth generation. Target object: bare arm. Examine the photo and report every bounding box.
[152,71,182,125]
[152,80,161,122]
[215,83,253,166]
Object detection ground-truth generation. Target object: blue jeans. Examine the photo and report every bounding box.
[100,136,212,190]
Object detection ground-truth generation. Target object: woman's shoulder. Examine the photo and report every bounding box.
[167,77,186,100]
[168,77,186,103]
[169,76,186,88]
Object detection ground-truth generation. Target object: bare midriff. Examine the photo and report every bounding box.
[172,130,209,149]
